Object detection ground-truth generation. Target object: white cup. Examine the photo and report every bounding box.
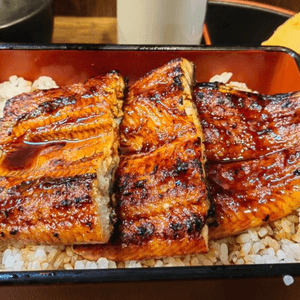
[117,0,208,45]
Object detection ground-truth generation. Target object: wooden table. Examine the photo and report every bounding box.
[1,276,300,300]
[52,17,117,44]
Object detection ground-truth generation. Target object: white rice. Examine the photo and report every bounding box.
[0,76,58,118]
[0,74,299,271]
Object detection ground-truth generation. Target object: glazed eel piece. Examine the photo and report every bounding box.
[74,58,210,261]
[194,82,300,162]
[194,82,300,239]
[0,72,125,245]
[208,147,300,239]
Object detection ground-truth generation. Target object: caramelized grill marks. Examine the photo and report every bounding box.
[0,73,123,143]
[120,90,198,154]
[0,133,116,179]
[194,83,300,162]
[119,211,206,246]
[0,72,125,245]
[25,113,110,143]
[0,174,107,245]
[1,95,113,146]
[74,58,210,261]
[6,102,111,144]
[208,147,300,239]
[194,82,300,239]
[116,139,208,220]
[120,58,196,155]
[0,74,122,181]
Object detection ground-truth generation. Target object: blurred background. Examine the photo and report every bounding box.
[51,0,300,46]
[1,0,299,45]
[53,0,298,16]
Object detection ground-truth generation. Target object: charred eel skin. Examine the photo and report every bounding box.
[0,74,124,181]
[0,72,125,245]
[194,82,300,239]
[75,138,209,261]
[208,147,300,239]
[194,82,300,162]
[0,174,110,245]
[74,58,210,261]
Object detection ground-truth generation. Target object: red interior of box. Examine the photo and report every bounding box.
[0,49,299,94]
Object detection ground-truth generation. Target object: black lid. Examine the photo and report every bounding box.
[0,0,53,28]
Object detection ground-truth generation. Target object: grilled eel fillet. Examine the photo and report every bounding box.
[74,58,210,261]
[0,72,125,245]
[208,147,300,239]
[194,82,300,162]
[194,82,300,239]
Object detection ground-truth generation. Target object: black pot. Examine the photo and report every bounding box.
[0,0,53,43]
[204,0,294,46]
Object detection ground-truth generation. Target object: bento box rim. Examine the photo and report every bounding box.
[0,263,299,285]
[0,44,299,70]
[0,43,297,55]
[0,44,299,284]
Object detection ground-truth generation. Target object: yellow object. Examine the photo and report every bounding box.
[262,12,300,54]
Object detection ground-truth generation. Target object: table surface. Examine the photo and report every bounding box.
[1,275,300,300]
[52,17,117,44]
